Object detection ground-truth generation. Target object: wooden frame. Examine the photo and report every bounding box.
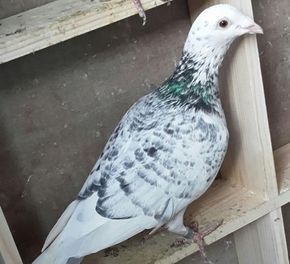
[0,207,23,264]
[0,0,166,64]
[234,208,289,264]
[0,0,289,263]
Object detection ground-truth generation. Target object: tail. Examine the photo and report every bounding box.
[32,243,83,264]
[32,245,83,264]
[42,201,79,252]
[33,196,156,264]
[33,200,80,264]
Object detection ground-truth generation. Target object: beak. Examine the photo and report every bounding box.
[242,22,263,34]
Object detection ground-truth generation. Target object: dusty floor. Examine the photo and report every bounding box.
[0,0,289,263]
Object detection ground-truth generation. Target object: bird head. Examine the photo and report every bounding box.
[184,4,263,54]
[179,4,263,85]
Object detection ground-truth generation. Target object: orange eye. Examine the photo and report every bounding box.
[219,20,228,28]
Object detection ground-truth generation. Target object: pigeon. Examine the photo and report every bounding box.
[33,4,263,264]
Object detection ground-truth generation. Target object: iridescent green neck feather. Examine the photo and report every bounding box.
[157,52,220,112]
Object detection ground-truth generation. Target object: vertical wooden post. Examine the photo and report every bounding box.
[0,207,23,264]
[234,208,289,264]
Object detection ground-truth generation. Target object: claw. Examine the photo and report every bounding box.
[171,220,223,263]
[132,0,146,25]
[161,0,173,5]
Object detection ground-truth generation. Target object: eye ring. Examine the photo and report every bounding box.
[219,19,229,28]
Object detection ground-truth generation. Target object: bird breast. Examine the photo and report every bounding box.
[162,110,229,201]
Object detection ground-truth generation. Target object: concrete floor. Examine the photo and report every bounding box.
[0,0,289,263]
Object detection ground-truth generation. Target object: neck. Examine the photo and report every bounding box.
[158,40,229,112]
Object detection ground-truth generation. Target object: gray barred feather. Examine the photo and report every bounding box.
[78,86,229,223]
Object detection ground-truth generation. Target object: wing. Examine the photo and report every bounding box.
[78,92,198,223]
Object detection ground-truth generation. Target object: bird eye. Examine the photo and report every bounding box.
[219,20,229,28]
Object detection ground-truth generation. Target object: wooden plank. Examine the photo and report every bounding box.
[234,208,289,264]
[233,143,290,264]
[0,0,166,64]
[187,0,278,199]
[0,207,23,264]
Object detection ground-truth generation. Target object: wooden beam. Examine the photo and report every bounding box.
[0,207,23,264]
[234,208,289,264]
[234,141,290,264]
[0,0,166,64]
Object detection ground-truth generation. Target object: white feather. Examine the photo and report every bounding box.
[33,193,157,264]
[42,200,79,252]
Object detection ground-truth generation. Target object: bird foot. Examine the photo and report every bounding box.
[132,0,146,25]
[171,220,223,262]
[132,0,174,25]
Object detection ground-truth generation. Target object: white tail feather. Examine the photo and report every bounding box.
[70,216,155,258]
[33,195,156,264]
[42,200,79,252]
[33,216,155,263]
[33,242,69,264]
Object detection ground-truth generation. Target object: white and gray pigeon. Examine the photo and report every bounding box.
[33,4,263,264]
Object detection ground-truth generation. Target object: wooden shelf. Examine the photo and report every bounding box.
[0,207,23,264]
[0,0,165,64]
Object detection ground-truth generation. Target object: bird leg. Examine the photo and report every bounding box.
[171,220,223,262]
[132,0,146,26]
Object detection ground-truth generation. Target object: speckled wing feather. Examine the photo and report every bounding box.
[78,90,228,224]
